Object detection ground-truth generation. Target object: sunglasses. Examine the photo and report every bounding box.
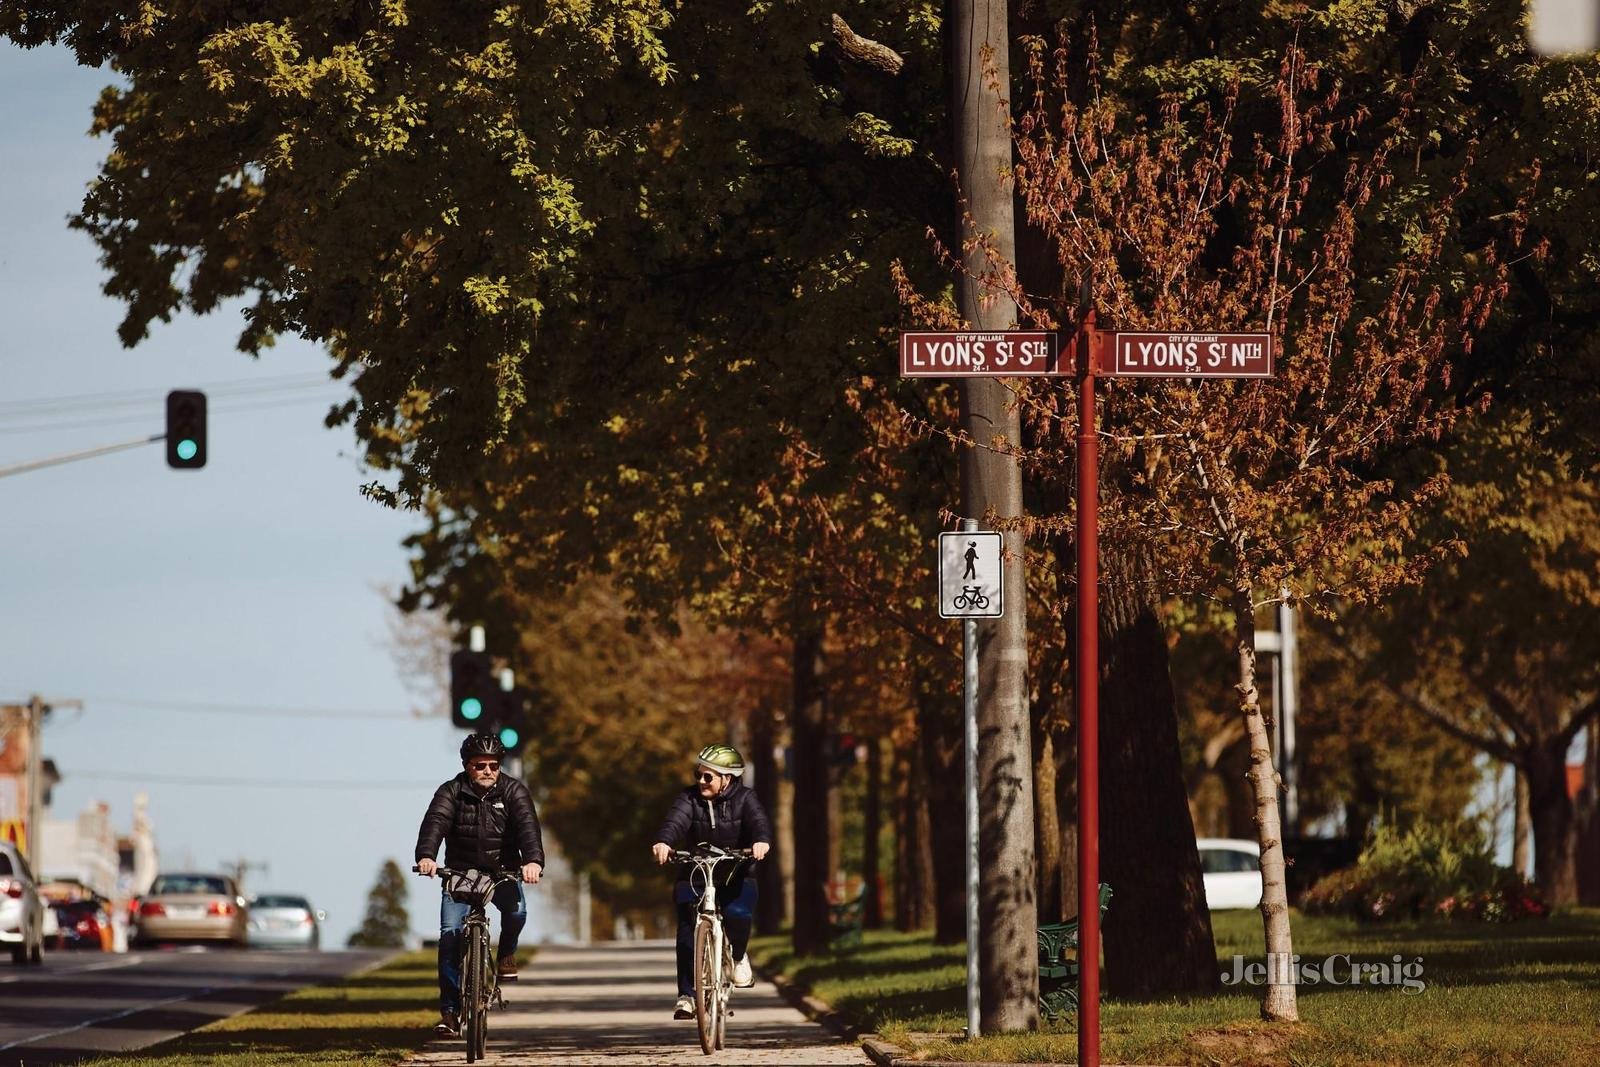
[697,772,721,784]
[468,761,500,771]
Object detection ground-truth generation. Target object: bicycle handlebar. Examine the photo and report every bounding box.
[411,864,522,880]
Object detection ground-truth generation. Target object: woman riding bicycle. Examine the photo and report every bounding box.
[650,744,773,1019]
[415,733,545,1037]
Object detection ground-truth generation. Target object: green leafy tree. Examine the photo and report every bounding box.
[347,859,410,948]
[1334,411,1600,904]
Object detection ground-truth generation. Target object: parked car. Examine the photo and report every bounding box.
[131,873,249,946]
[51,898,116,950]
[247,894,325,950]
[0,841,45,965]
[1198,837,1264,910]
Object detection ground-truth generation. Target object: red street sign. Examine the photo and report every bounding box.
[1101,331,1274,378]
[899,331,1062,377]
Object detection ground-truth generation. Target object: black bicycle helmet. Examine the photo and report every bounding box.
[460,733,507,761]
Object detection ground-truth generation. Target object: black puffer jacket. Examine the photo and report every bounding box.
[654,778,773,861]
[415,772,545,872]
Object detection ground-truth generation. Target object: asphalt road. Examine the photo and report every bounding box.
[0,946,392,1065]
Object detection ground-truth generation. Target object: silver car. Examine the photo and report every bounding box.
[246,894,325,950]
[0,842,46,965]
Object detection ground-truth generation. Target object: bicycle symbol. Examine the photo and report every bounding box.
[952,586,990,611]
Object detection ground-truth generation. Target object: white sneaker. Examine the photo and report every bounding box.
[732,954,755,988]
[673,995,695,1019]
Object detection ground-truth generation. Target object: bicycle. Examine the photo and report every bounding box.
[414,865,520,1063]
[953,585,990,610]
[672,846,754,1055]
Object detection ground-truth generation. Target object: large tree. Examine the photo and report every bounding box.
[1336,411,1600,904]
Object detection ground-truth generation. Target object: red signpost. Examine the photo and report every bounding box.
[901,319,1273,1067]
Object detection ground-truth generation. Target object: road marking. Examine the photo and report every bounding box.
[0,960,310,1051]
[0,989,214,1051]
[0,954,146,984]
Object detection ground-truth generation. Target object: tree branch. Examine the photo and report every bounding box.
[829,14,905,76]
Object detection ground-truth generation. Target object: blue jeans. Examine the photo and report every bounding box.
[674,879,758,997]
[438,881,527,1012]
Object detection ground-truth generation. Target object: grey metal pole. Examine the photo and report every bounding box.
[1277,595,1299,835]
[961,518,980,1037]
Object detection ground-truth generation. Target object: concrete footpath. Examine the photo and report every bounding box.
[403,940,869,1065]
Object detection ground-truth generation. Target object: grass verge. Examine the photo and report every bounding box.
[750,907,1600,1065]
[77,950,440,1066]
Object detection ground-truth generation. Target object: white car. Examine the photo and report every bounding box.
[0,842,46,965]
[1198,837,1264,911]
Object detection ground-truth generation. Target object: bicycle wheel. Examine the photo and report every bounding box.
[473,930,492,1060]
[692,918,720,1055]
[462,928,483,1063]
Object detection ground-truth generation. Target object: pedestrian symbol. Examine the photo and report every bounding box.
[938,531,1003,618]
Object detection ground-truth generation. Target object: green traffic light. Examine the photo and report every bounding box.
[176,439,198,461]
[499,726,521,748]
[461,697,483,721]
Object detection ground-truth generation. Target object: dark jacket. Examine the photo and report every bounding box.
[415,772,545,872]
[654,778,773,860]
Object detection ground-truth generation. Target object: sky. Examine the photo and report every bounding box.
[0,41,558,948]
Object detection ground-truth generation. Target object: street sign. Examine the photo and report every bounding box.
[900,331,1062,377]
[938,531,1003,618]
[1101,331,1273,378]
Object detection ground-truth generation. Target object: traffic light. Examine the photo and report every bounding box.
[165,390,207,469]
[449,650,494,728]
[488,687,531,750]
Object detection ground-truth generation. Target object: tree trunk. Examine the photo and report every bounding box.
[791,622,831,956]
[751,703,784,934]
[1056,730,1078,918]
[1514,766,1532,880]
[1526,738,1579,905]
[1232,586,1298,1022]
[1033,723,1065,921]
[918,680,967,943]
[948,0,1038,1032]
[894,746,913,930]
[864,736,884,929]
[1578,727,1600,906]
[1095,543,1219,998]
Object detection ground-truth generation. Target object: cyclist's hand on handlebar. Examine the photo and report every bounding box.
[652,842,673,866]
[752,842,770,861]
[416,859,438,877]
[521,862,543,885]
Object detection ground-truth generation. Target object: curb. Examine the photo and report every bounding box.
[758,966,1175,1067]
[760,967,914,1063]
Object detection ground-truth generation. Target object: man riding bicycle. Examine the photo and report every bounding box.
[650,744,772,1020]
[415,733,545,1037]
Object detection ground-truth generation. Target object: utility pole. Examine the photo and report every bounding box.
[222,858,269,894]
[949,0,1039,1033]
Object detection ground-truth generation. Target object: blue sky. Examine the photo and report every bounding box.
[0,42,507,946]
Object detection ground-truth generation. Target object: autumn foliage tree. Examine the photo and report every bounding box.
[971,36,1530,1020]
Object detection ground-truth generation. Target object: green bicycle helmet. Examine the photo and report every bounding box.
[695,744,746,776]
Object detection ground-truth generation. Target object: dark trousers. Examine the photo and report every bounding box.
[674,878,758,996]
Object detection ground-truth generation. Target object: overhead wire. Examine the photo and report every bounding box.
[0,372,334,418]
[65,769,438,790]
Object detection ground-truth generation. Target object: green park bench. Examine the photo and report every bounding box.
[827,882,867,951]
[1037,883,1113,1021]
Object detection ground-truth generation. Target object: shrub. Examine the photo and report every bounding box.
[1300,821,1547,923]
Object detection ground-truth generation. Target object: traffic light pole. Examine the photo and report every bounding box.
[0,434,164,480]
